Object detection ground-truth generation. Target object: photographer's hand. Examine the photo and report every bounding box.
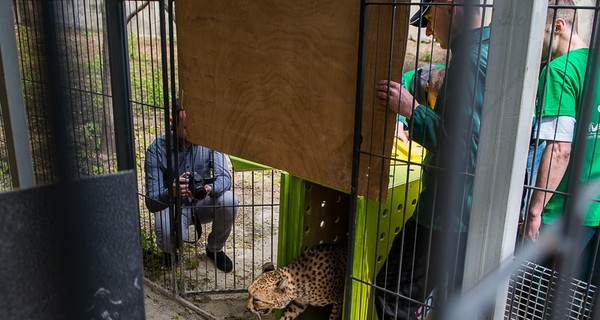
[203,184,212,198]
[173,172,192,197]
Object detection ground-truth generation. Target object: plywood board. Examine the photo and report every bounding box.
[177,1,408,200]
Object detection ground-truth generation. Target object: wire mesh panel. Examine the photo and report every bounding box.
[125,0,173,287]
[123,1,281,297]
[0,103,12,191]
[139,156,282,296]
[506,259,597,320]
[180,164,281,295]
[13,0,57,185]
[13,0,118,184]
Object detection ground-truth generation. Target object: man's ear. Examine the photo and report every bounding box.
[554,18,565,34]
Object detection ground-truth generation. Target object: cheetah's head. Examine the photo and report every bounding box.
[245,262,296,316]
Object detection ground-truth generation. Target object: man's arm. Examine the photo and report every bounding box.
[410,105,442,151]
[525,140,571,240]
[209,150,232,198]
[144,141,171,212]
[375,80,441,150]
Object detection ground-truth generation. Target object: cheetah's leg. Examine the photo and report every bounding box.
[281,300,308,320]
[329,302,342,320]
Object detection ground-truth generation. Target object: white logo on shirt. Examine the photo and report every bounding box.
[591,105,600,136]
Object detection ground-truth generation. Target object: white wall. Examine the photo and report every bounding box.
[576,0,595,44]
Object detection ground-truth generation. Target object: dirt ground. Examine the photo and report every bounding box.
[144,279,266,320]
[144,281,208,320]
[141,37,445,320]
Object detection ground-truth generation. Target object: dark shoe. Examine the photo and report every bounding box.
[163,252,179,268]
[206,248,233,273]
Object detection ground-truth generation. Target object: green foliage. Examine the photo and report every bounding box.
[128,37,140,61]
[128,36,166,110]
[141,228,164,276]
[84,122,101,149]
[183,256,199,270]
[84,57,103,93]
[143,75,164,107]
[0,159,12,191]
[91,165,108,175]
[419,51,433,62]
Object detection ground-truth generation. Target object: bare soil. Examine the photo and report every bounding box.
[144,280,265,320]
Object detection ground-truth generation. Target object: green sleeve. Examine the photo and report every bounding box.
[410,105,441,152]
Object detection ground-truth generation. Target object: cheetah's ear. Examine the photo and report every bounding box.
[275,278,289,293]
[262,262,275,273]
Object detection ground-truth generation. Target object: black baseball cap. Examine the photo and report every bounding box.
[409,0,434,28]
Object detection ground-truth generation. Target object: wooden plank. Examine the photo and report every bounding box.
[177,0,408,200]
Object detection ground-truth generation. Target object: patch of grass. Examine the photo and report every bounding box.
[141,228,164,275]
[129,36,168,112]
[0,159,12,191]
[418,51,432,62]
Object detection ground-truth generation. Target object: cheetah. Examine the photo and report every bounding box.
[245,242,346,320]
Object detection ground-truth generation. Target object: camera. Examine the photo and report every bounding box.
[187,172,215,200]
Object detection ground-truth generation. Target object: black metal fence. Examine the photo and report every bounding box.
[9,0,280,299]
[4,0,600,319]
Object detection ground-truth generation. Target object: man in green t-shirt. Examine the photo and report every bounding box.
[524,0,600,282]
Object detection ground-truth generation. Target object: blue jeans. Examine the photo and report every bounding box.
[520,141,546,220]
[154,191,237,253]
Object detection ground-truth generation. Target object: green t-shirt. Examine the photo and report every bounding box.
[537,48,600,226]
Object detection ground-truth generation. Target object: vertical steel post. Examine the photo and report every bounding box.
[346,0,368,318]
[463,0,547,319]
[0,0,35,188]
[104,0,135,171]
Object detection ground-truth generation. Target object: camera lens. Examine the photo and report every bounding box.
[188,172,207,200]
[194,185,206,199]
